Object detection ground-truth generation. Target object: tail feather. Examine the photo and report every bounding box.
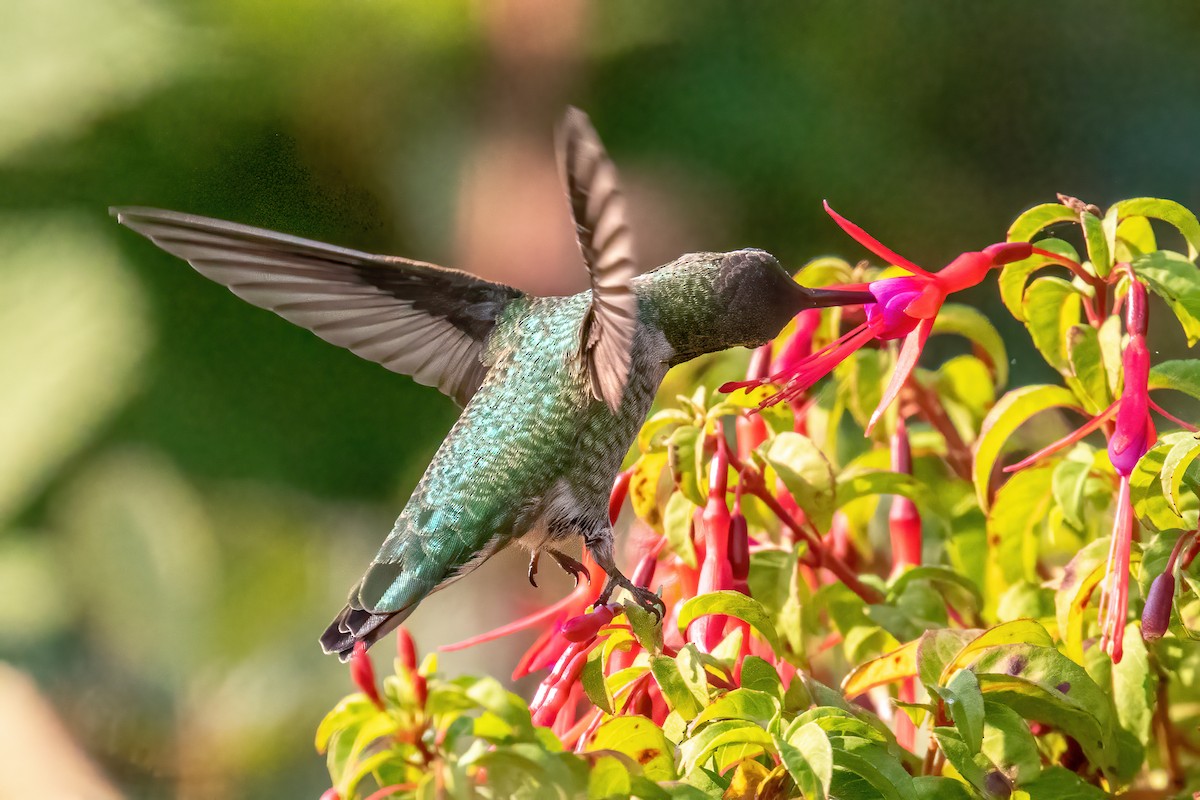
[319,603,414,662]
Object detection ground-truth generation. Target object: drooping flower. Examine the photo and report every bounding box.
[723,202,1033,432]
[1004,277,1163,661]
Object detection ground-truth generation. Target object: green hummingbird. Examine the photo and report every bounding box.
[113,108,871,659]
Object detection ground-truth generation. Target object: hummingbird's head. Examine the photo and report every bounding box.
[639,249,873,365]
[711,248,809,345]
[641,249,821,363]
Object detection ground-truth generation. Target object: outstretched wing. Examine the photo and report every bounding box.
[112,207,524,406]
[556,107,640,411]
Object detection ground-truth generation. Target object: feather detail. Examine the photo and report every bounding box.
[556,107,640,411]
[111,207,523,406]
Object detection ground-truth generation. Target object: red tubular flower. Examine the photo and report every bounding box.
[723,202,1032,433]
[889,420,922,574]
[350,640,383,710]
[560,603,620,642]
[395,627,417,672]
[1006,278,1159,662]
[689,435,734,651]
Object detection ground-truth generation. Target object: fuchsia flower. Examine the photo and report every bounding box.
[1004,278,1165,662]
[724,202,1033,432]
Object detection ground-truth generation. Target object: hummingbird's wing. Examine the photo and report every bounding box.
[556,107,639,412]
[111,207,524,406]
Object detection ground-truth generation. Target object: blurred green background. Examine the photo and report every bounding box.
[3,1,1200,797]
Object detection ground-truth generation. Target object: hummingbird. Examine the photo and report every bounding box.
[113,108,872,660]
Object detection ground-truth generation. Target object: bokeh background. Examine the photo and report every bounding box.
[4,1,1200,797]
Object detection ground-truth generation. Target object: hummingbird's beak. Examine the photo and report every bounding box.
[790,283,875,310]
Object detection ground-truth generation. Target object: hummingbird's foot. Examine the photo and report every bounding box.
[527,550,541,588]
[595,574,665,620]
[547,549,591,587]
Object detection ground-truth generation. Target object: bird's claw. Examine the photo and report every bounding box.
[527,551,540,588]
[548,550,592,588]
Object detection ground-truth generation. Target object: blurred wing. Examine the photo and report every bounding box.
[112,207,524,406]
[557,107,640,411]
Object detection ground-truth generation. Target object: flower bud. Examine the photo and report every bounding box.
[560,604,618,643]
[350,641,383,709]
[395,627,417,672]
[1142,571,1176,641]
[319,789,341,800]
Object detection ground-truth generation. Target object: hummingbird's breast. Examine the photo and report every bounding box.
[388,291,672,574]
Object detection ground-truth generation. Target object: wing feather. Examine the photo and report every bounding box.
[112,207,524,406]
[556,107,640,411]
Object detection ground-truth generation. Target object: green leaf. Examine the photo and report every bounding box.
[1021,766,1109,799]
[1113,197,1200,261]
[583,648,614,714]
[588,754,632,800]
[830,737,917,800]
[1098,314,1124,399]
[999,237,1081,322]
[796,256,856,288]
[626,604,664,656]
[1115,214,1157,260]
[917,630,977,691]
[981,700,1041,786]
[973,384,1082,510]
[315,695,379,752]
[936,355,997,423]
[1161,434,1200,517]
[760,432,836,530]
[739,656,783,699]
[677,591,782,656]
[1022,276,1082,374]
[912,777,976,800]
[937,669,985,753]
[1134,249,1200,345]
[629,452,668,531]
[1081,211,1112,277]
[662,492,697,568]
[1052,457,1091,530]
[933,303,1009,388]
[968,644,1116,775]
[1007,203,1080,243]
[591,717,678,782]
[933,727,991,794]
[1149,359,1200,402]
[1111,624,1156,747]
[775,722,832,800]
[690,688,779,729]
[942,620,1056,684]
[667,425,706,507]
[985,464,1054,601]
[1129,433,1196,532]
[650,654,704,721]
[1054,538,1111,663]
[678,719,773,773]
[1065,324,1110,413]
[835,468,927,510]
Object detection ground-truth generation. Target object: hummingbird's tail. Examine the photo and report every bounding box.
[320,604,412,662]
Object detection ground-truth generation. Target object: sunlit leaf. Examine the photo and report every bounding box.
[590,717,677,781]
[677,592,781,656]
[1134,250,1200,345]
[759,432,836,530]
[932,303,1009,388]
[973,384,1082,510]
[1112,197,1200,261]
